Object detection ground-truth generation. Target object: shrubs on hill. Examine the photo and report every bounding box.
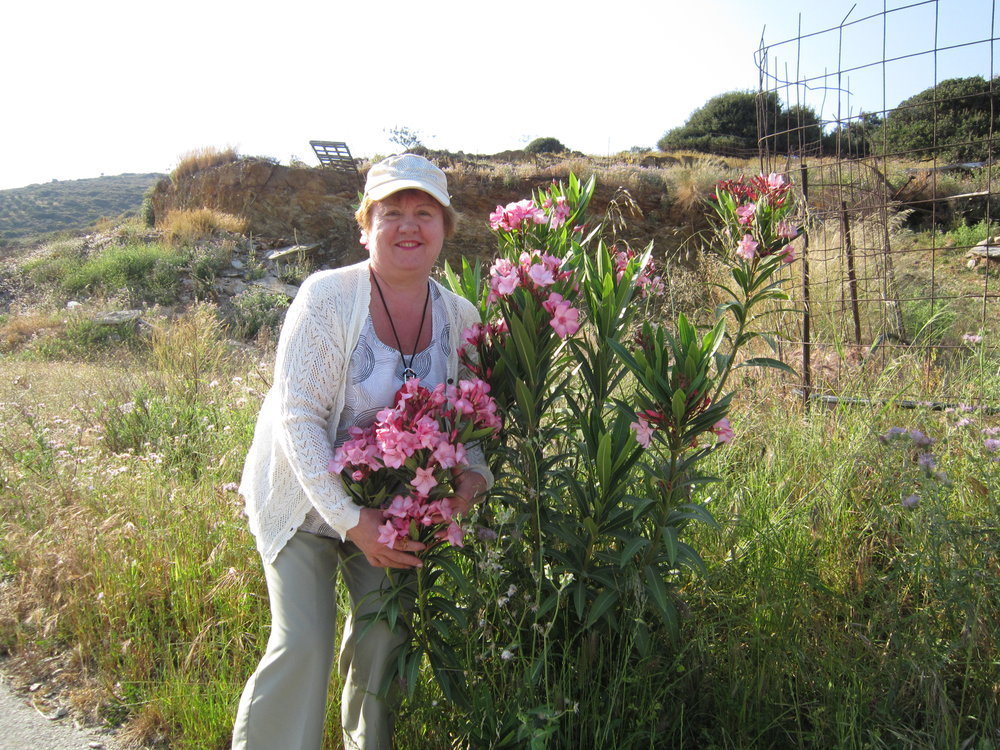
[658,90,823,155]
[525,137,567,154]
[873,76,1000,163]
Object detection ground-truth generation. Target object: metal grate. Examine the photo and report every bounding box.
[309,140,363,189]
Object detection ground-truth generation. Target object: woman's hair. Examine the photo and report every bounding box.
[355,189,458,238]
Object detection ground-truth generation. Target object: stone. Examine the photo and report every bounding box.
[252,275,299,298]
[92,310,142,325]
[267,244,319,261]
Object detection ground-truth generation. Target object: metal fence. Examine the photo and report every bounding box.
[754,0,999,410]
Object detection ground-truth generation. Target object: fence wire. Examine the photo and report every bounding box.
[755,0,999,410]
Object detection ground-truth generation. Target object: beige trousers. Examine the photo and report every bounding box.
[231,532,407,750]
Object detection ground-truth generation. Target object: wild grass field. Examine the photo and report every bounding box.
[0,156,997,749]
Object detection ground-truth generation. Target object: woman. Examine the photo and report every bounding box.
[232,154,492,750]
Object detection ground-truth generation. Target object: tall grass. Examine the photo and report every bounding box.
[0,310,997,749]
[171,148,240,182]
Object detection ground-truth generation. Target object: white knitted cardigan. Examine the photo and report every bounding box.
[239,260,493,564]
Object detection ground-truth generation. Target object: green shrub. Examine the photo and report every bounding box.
[61,243,186,305]
[948,218,995,249]
[525,137,566,154]
[32,317,142,360]
[228,287,289,339]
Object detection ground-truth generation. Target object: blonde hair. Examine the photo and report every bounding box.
[355,189,458,238]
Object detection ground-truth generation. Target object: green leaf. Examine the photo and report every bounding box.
[618,537,649,567]
[585,588,619,629]
[671,389,687,426]
[596,431,612,489]
[734,357,798,376]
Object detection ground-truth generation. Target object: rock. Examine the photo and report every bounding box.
[66,301,82,310]
[252,275,299,298]
[231,258,244,270]
[968,243,1000,260]
[92,310,142,325]
[267,244,319,261]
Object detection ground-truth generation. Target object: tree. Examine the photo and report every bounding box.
[872,76,999,163]
[385,125,427,151]
[658,91,823,156]
[658,91,777,153]
[525,137,567,154]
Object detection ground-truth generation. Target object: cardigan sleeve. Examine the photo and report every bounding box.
[271,272,363,540]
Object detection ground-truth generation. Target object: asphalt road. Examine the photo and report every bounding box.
[0,677,119,750]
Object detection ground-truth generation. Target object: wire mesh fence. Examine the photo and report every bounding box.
[754,0,999,410]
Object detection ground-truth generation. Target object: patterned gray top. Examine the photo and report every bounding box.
[299,284,449,538]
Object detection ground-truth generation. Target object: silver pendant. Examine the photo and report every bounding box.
[402,367,418,382]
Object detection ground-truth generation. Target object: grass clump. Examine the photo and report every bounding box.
[171,147,240,182]
[159,208,247,248]
[227,287,289,340]
[61,243,186,305]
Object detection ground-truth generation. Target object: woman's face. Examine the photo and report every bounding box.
[366,189,445,283]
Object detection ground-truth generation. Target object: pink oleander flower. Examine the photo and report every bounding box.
[765,172,787,189]
[490,199,546,232]
[736,203,757,225]
[547,195,571,228]
[542,293,580,338]
[445,521,465,547]
[527,261,556,287]
[411,466,438,496]
[489,258,520,299]
[776,220,799,239]
[630,416,654,448]
[463,322,486,347]
[712,417,734,444]
[736,235,758,261]
[378,520,402,548]
[779,244,796,264]
[329,378,501,554]
[385,494,416,518]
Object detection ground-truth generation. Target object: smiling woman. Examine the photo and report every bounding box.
[230,153,492,750]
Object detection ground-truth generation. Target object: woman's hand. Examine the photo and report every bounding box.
[346,507,425,569]
[428,469,487,529]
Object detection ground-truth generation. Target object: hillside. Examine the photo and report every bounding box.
[0,173,164,242]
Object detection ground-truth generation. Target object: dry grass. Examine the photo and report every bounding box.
[159,208,247,247]
[0,313,64,353]
[171,146,239,182]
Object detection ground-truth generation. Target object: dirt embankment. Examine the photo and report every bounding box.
[148,155,697,268]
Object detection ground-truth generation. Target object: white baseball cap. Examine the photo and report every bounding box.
[363,153,451,207]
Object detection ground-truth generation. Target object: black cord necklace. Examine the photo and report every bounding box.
[370,271,430,382]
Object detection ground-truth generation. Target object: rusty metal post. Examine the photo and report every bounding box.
[840,200,863,345]
[799,164,812,411]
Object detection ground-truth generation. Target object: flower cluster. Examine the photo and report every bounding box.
[329,378,501,550]
[712,172,800,265]
[878,426,952,506]
[487,250,580,338]
[628,408,732,449]
[489,195,571,232]
[611,245,664,298]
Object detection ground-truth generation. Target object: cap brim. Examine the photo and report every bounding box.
[366,179,451,207]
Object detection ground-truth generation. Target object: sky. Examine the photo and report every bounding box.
[1,0,996,190]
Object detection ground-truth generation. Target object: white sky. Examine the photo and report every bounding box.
[1,0,995,190]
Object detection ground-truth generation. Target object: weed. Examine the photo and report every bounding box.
[227,287,289,340]
[171,147,239,182]
[159,208,247,248]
